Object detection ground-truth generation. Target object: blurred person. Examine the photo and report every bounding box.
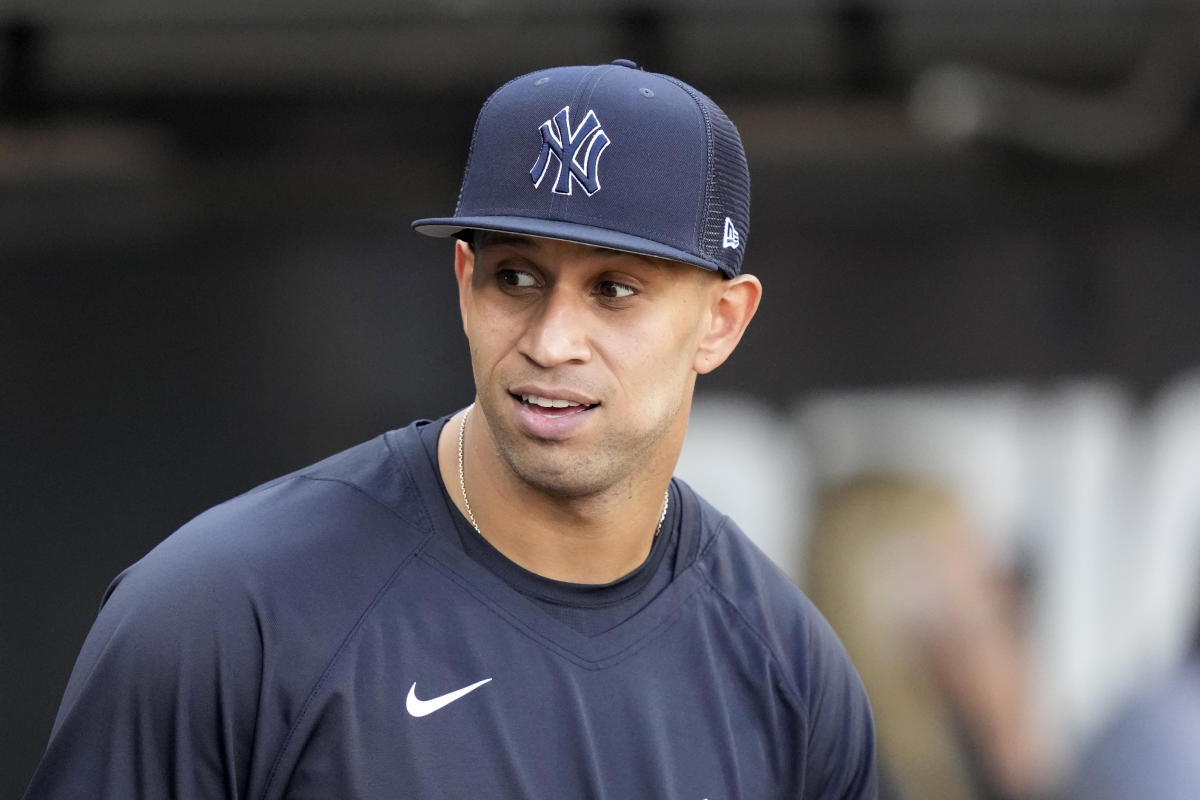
[1062,619,1200,800]
[807,475,1054,800]
[23,61,876,798]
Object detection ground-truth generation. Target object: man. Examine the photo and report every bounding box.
[25,60,877,798]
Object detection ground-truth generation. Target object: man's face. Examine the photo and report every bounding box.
[457,233,724,500]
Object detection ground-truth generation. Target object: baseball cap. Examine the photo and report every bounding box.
[412,59,750,278]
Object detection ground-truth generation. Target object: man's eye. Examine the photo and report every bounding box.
[597,281,635,299]
[498,269,537,288]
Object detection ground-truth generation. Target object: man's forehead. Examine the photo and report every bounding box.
[471,230,693,272]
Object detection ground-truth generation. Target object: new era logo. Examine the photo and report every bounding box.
[722,217,740,249]
[530,106,611,196]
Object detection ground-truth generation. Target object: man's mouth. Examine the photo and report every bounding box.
[516,394,598,416]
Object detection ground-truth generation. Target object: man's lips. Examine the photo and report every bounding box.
[511,392,599,418]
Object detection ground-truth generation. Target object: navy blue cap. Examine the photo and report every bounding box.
[412,60,751,278]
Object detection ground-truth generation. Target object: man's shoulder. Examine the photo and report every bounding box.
[683,481,808,615]
[106,421,444,621]
[181,423,433,551]
[36,421,454,798]
[682,481,859,690]
[682,482,878,797]
[235,419,439,526]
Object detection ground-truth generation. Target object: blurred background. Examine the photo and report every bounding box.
[4,1,1200,797]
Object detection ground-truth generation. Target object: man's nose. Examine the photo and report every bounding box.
[518,289,591,367]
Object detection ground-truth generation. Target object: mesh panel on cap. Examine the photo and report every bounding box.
[703,105,751,276]
[453,73,522,216]
[663,78,751,277]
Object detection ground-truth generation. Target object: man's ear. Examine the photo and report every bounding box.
[693,274,763,375]
[454,239,474,337]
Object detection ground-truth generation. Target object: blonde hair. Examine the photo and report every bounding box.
[806,475,981,800]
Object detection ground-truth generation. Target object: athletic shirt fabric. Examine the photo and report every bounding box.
[24,416,878,799]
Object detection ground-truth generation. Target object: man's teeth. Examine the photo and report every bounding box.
[523,395,582,409]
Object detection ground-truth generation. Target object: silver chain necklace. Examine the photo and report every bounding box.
[457,403,669,537]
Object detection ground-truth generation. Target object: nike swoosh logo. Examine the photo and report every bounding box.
[406,678,492,717]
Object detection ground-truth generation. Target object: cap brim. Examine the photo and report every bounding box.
[411,215,725,276]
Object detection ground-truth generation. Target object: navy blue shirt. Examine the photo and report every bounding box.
[25,417,877,799]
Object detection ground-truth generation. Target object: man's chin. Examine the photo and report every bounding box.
[494,444,615,501]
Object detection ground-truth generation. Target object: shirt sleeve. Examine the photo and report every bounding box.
[801,609,880,800]
[23,545,265,799]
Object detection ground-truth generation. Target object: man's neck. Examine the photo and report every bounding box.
[436,407,673,584]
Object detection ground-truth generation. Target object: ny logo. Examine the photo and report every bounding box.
[530,106,611,196]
